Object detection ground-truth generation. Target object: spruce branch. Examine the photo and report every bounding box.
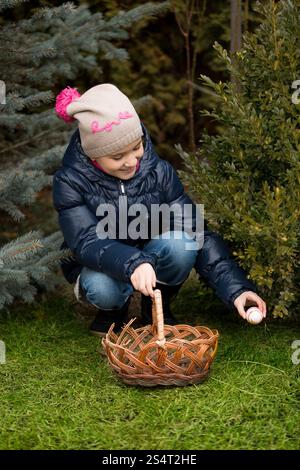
[0,0,30,13]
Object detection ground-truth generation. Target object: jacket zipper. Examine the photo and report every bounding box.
[119,180,126,195]
[118,180,127,239]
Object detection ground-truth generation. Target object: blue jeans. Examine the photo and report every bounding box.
[79,231,198,310]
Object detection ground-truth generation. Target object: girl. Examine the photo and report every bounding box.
[53,83,266,337]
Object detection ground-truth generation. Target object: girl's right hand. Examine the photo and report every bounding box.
[130,263,157,298]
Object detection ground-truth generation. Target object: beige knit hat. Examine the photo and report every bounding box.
[55,83,143,159]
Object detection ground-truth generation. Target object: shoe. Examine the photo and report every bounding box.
[140,281,183,326]
[89,297,131,338]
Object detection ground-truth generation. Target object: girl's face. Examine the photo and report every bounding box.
[92,137,144,180]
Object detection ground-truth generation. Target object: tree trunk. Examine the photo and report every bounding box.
[231,0,242,54]
[230,0,242,87]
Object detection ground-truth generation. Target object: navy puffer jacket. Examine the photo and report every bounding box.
[52,122,257,307]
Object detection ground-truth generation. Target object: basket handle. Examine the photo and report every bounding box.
[152,289,166,349]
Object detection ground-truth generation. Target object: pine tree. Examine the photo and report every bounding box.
[177,0,300,318]
[0,0,169,310]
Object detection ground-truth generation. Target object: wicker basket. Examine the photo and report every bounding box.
[102,289,219,387]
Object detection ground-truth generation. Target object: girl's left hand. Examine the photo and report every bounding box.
[233,291,267,320]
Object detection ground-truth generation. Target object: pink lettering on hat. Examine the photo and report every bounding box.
[91,111,133,134]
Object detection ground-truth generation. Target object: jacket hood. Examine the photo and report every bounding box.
[62,121,159,187]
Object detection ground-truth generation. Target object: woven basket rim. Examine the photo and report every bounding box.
[104,323,219,350]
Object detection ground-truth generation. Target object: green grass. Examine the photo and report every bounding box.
[0,279,299,450]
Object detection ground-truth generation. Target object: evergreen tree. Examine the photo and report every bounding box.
[0,0,169,310]
[99,0,261,166]
[177,0,300,318]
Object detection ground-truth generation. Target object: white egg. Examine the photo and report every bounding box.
[246,307,263,325]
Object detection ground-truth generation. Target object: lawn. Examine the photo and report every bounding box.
[0,275,299,450]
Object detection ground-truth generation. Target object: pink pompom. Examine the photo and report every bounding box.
[55,86,81,123]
